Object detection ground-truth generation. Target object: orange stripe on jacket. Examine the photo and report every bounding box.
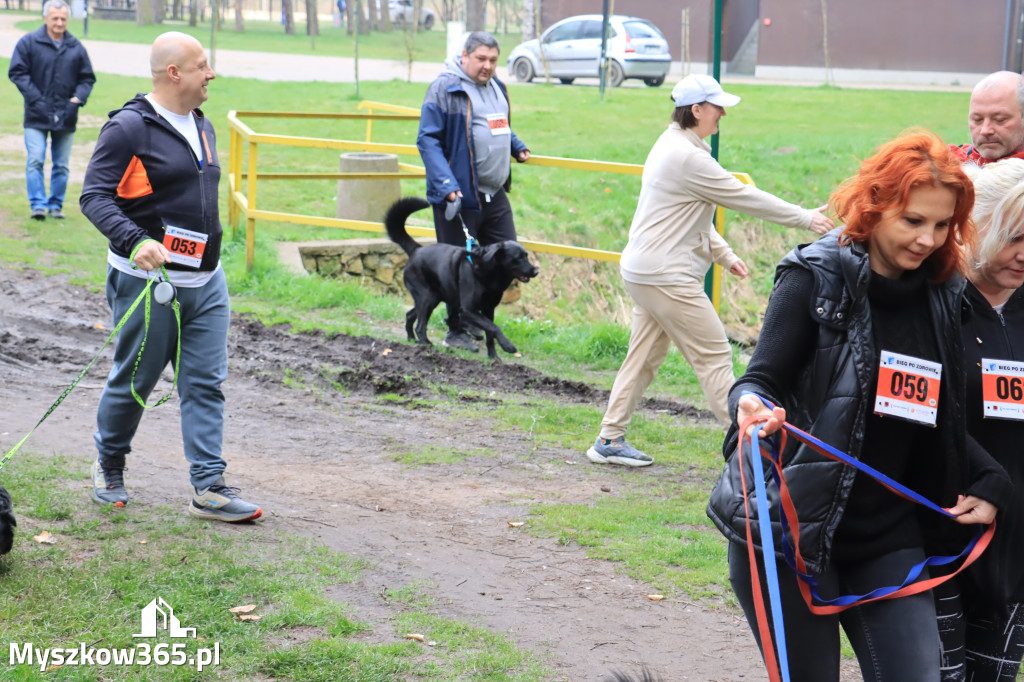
[117,156,153,199]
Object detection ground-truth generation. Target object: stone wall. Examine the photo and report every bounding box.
[295,238,523,304]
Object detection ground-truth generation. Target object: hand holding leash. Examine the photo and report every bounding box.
[737,393,785,438]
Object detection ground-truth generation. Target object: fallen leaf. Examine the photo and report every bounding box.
[507,521,525,528]
[93,322,106,330]
[33,531,56,545]
[648,594,665,601]
[405,633,425,642]
[513,352,523,358]
[382,348,392,356]
[44,664,63,671]
[138,540,147,545]
[600,485,611,493]
[565,460,577,465]
[229,604,257,614]
[604,187,612,193]
[428,641,438,646]
[238,614,262,622]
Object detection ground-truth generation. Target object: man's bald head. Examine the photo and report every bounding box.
[969,71,1024,160]
[149,31,215,115]
[151,31,203,79]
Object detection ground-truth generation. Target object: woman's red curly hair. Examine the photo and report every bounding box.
[830,130,975,282]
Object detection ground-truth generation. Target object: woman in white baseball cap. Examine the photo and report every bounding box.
[586,73,832,468]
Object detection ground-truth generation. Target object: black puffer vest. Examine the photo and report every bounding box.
[706,230,969,574]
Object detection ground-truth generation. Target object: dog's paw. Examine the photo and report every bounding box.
[498,338,518,354]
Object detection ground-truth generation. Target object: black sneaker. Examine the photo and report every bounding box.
[91,460,128,506]
[189,476,262,522]
[30,208,46,221]
[442,330,479,352]
[463,322,485,340]
[48,208,65,219]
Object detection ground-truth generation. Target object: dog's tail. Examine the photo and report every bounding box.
[384,196,431,257]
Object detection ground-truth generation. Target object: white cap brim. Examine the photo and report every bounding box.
[707,91,741,108]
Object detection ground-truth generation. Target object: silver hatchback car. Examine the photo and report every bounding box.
[506,14,671,87]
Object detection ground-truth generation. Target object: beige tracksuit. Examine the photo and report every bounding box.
[600,123,815,431]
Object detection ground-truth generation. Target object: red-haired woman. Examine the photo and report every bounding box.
[707,131,1011,681]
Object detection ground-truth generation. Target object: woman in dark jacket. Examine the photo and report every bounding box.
[935,158,1024,681]
[707,132,1011,682]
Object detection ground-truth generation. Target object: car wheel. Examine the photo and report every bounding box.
[608,61,624,87]
[558,77,574,85]
[513,57,535,83]
[422,14,433,30]
[644,75,665,87]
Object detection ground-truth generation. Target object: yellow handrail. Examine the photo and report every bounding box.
[226,106,757,315]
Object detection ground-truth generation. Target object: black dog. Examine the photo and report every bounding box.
[0,485,16,555]
[384,196,539,359]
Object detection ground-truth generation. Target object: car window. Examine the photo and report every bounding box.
[623,20,663,39]
[579,20,603,40]
[544,21,581,43]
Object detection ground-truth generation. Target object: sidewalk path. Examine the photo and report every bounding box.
[0,11,478,83]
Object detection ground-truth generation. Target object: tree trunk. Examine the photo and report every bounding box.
[366,0,378,30]
[282,0,295,34]
[235,0,244,31]
[466,0,484,31]
[358,0,370,33]
[189,0,197,26]
[306,0,319,35]
[345,0,354,34]
[136,0,152,24]
[521,0,534,41]
[379,0,392,32]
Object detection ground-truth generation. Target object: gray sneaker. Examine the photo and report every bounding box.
[91,460,128,507]
[189,476,262,522]
[586,436,654,467]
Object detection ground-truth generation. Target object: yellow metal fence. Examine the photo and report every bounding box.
[226,106,756,309]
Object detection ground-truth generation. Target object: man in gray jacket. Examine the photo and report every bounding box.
[8,0,94,220]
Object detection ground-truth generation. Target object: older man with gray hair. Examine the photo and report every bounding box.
[950,70,1024,165]
[8,0,94,220]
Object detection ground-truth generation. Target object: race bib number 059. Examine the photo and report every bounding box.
[162,225,207,269]
[874,350,942,426]
[981,358,1024,421]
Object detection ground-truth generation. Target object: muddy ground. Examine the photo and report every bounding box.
[0,266,823,681]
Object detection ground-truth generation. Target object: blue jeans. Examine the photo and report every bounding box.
[729,542,941,682]
[25,128,75,211]
[95,267,230,489]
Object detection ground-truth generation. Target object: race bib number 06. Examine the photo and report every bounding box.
[981,358,1024,421]
[162,225,207,269]
[874,350,942,426]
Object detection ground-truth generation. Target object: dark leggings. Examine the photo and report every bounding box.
[431,187,517,247]
[728,542,942,682]
[934,579,1024,681]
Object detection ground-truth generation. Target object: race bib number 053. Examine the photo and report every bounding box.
[162,225,208,269]
[874,350,942,426]
[981,358,1024,421]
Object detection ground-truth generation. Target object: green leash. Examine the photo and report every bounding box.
[0,267,182,472]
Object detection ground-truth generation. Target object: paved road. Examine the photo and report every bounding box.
[0,11,459,82]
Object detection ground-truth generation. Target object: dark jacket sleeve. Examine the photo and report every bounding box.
[727,267,818,434]
[79,114,151,255]
[963,432,1013,510]
[417,80,460,204]
[72,44,96,105]
[7,37,42,106]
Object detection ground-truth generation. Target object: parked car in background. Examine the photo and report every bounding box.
[507,14,671,87]
[389,0,435,29]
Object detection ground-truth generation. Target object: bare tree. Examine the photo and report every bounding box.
[235,0,245,32]
[402,0,423,81]
[466,0,484,31]
[345,0,355,34]
[188,0,197,26]
[307,0,319,35]
[366,0,379,30]
[521,0,535,41]
[282,0,295,34]
[380,0,393,32]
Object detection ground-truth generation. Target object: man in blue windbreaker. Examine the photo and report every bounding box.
[416,31,531,351]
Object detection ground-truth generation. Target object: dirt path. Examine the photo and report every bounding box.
[1,266,777,680]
